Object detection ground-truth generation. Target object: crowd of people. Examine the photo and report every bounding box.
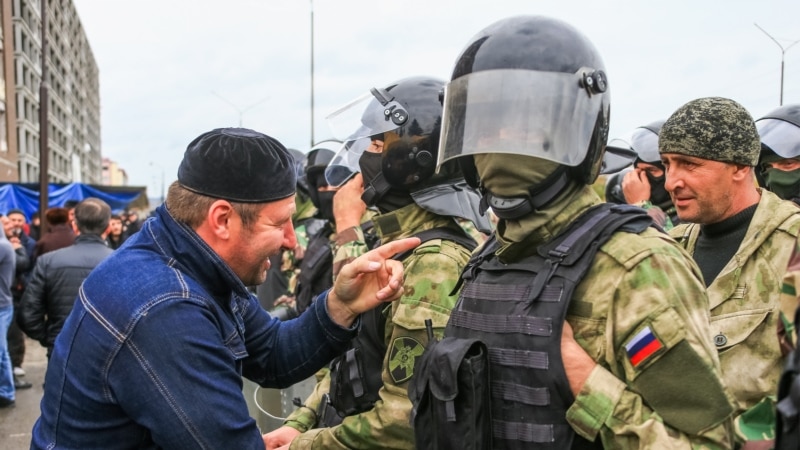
[1,12,800,450]
[0,203,143,408]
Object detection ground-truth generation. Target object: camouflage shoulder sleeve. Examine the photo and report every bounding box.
[289,240,470,449]
[567,236,735,449]
[331,226,368,280]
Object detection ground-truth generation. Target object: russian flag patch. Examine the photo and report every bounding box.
[625,326,663,367]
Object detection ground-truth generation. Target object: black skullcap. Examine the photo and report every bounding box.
[177,128,297,203]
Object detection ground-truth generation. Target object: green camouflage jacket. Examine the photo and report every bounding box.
[284,203,474,449]
[495,185,734,449]
[670,189,800,444]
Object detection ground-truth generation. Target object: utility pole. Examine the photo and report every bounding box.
[755,23,800,106]
[310,0,315,147]
[38,0,49,228]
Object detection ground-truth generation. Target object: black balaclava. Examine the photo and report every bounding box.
[359,151,413,213]
[764,167,800,201]
[644,171,672,208]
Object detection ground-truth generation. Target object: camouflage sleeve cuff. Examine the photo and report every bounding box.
[566,365,625,441]
[333,226,364,247]
[283,406,317,434]
[634,200,653,209]
[289,428,326,450]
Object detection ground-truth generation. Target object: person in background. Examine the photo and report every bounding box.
[105,214,127,250]
[6,209,36,259]
[18,198,114,358]
[122,209,142,237]
[756,104,800,205]
[613,120,680,230]
[660,96,800,448]
[0,217,18,408]
[30,127,417,449]
[34,207,75,258]
[29,211,41,241]
[1,214,31,390]
[420,15,734,448]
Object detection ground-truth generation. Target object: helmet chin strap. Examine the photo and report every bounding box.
[480,167,572,220]
[361,171,393,206]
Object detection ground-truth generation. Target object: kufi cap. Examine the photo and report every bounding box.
[659,97,760,166]
[177,128,297,203]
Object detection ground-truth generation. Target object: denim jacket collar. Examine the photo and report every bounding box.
[150,204,252,302]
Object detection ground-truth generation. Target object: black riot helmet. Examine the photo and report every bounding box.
[756,104,800,198]
[325,76,448,192]
[607,120,665,166]
[757,104,800,163]
[324,76,491,233]
[305,140,339,210]
[287,148,310,199]
[436,15,611,217]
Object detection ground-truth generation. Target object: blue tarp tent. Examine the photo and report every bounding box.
[0,182,146,220]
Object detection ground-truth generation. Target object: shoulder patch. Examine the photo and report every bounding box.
[388,336,425,383]
[625,326,664,367]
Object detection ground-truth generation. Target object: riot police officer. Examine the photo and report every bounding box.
[757,104,800,204]
[420,15,734,449]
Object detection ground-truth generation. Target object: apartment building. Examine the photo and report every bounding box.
[0,0,100,184]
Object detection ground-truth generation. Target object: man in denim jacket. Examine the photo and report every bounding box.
[30,127,417,450]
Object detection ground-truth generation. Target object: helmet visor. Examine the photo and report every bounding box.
[324,137,370,187]
[757,118,800,159]
[600,141,636,175]
[326,88,405,142]
[607,126,660,165]
[437,69,607,169]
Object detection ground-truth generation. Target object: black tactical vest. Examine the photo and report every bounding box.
[294,220,334,315]
[776,306,800,450]
[444,204,651,449]
[323,226,478,425]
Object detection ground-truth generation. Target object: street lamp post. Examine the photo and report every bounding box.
[212,92,270,127]
[755,23,800,106]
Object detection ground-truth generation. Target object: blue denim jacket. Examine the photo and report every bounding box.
[31,205,358,449]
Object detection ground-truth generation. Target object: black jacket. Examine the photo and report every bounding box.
[18,234,113,353]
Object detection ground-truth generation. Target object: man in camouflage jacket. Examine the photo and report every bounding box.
[661,97,800,448]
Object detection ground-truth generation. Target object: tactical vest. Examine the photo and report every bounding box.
[443,203,651,449]
[776,307,800,450]
[320,226,478,427]
[294,221,334,315]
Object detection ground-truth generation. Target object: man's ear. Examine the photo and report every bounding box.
[731,164,755,183]
[205,200,235,240]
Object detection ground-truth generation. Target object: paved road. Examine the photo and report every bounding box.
[1,336,46,449]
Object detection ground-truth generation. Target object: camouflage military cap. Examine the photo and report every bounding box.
[659,97,760,166]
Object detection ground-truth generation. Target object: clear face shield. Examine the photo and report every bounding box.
[324,87,408,187]
[436,68,607,171]
[757,118,800,159]
[603,126,660,173]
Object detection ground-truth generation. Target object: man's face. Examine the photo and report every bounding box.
[1,216,13,237]
[634,161,664,178]
[765,158,800,172]
[7,212,26,229]
[226,196,297,286]
[661,153,739,224]
[109,218,123,235]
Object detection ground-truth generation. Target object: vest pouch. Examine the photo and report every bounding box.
[328,347,375,416]
[776,348,800,449]
[410,336,492,450]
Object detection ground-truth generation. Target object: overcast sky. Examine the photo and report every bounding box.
[72,0,800,200]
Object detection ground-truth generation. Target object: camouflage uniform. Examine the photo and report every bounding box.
[486,185,735,448]
[633,200,677,231]
[283,203,474,449]
[271,194,318,309]
[669,189,800,443]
